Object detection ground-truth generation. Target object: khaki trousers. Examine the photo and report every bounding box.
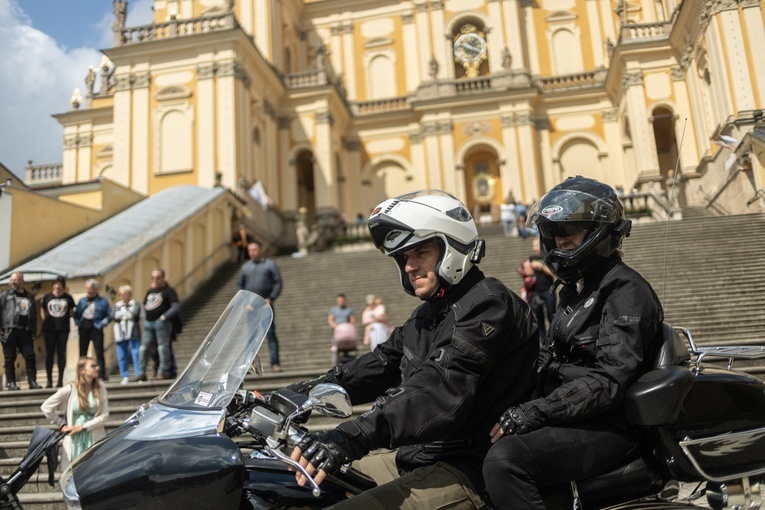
[326,450,486,510]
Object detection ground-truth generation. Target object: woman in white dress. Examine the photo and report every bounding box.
[368,297,392,351]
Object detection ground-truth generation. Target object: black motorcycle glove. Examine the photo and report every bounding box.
[499,406,532,436]
[285,367,342,395]
[297,429,365,475]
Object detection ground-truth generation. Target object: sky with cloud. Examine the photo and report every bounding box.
[0,0,153,178]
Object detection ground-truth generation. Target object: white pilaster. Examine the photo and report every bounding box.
[112,72,133,191]
[743,6,765,108]
[342,23,357,100]
[314,111,335,210]
[503,0,525,69]
[402,13,420,91]
[487,0,504,72]
[430,3,447,78]
[599,0,616,46]
[278,117,294,211]
[523,2,541,75]
[255,0,269,58]
[516,112,540,200]
[586,0,605,68]
[331,25,343,75]
[216,62,238,191]
[423,123,443,189]
[720,9,756,112]
[415,3,433,79]
[241,0,254,39]
[197,62,216,189]
[500,114,524,199]
[438,122,457,195]
[132,71,150,193]
[624,71,660,177]
[601,109,627,186]
[670,69,700,173]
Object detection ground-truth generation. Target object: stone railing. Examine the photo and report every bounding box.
[284,69,331,89]
[536,68,607,93]
[414,70,533,101]
[349,96,411,116]
[25,162,62,187]
[619,21,673,43]
[115,12,236,46]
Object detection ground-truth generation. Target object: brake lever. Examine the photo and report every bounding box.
[265,442,322,497]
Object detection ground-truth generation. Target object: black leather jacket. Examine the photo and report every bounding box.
[315,267,539,488]
[0,288,37,341]
[520,256,663,429]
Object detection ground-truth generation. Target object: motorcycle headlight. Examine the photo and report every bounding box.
[60,466,81,509]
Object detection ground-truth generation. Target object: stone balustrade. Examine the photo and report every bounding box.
[620,21,673,42]
[116,12,235,46]
[537,69,608,93]
[25,162,62,186]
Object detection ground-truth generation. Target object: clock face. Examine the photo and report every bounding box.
[454,32,487,64]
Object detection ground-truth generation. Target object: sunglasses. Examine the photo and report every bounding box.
[537,222,590,240]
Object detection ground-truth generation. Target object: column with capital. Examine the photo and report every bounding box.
[623,70,660,183]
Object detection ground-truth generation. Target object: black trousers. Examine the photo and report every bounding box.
[483,422,637,509]
[43,329,68,385]
[3,328,36,384]
[78,323,106,380]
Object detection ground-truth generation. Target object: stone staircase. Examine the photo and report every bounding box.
[4,213,765,508]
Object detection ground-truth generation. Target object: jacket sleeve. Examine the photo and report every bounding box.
[97,299,112,329]
[73,300,84,326]
[83,383,109,431]
[339,291,516,451]
[269,261,283,301]
[41,385,72,427]
[236,267,245,291]
[112,303,125,321]
[520,278,661,428]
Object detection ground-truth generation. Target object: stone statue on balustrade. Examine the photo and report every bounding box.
[85,66,96,97]
[113,0,128,32]
[295,207,322,256]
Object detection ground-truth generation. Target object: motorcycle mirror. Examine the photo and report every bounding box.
[308,383,352,419]
[250,356,263,376]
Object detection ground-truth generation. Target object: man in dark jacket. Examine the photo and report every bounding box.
[236,240,283,371]
[289,191,539,509]
[483,177,663,509]
[0,272,41,390]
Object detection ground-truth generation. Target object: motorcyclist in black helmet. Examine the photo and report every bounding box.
[483,176,664,509]
[289,190,538,509]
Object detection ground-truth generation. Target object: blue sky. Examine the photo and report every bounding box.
[0,0,153,178]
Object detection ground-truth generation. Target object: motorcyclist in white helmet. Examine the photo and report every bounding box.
[289,190,539,509]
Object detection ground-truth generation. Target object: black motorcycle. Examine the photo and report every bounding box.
[61,290,373,510]
[61,291,765,509]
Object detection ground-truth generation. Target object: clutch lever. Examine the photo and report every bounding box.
[265,442,322,497]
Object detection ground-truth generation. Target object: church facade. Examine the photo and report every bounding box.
[47,0,765,240]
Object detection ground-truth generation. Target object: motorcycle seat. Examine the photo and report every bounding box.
[575,451,664,507]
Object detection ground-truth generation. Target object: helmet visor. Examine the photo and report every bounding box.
[527,189,621,227]
[536,221,592,240]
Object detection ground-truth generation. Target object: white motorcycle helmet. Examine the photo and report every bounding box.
[368,190,485,297]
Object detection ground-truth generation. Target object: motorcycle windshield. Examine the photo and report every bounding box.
[158,290,272,410]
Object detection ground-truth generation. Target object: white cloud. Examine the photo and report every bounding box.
[0,0,155,178]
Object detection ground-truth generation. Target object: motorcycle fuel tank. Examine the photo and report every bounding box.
[68,414,245,509]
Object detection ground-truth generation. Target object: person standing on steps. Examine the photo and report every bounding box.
[133,269,180,382]
[288,190,539,509]
[0,272,41,390]
[41,356,109,471]
[40,276,76,388]
[74,280,111,382]
[328,293,357,366]
[236,240,283,372]
[112,285,141,385]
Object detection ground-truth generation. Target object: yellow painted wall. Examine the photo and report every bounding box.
[6,181,144,268]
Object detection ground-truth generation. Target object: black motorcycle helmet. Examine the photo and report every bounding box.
[526,176,632,285]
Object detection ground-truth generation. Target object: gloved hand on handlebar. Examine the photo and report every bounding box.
[490,406,533,443]
[291,428,367,487]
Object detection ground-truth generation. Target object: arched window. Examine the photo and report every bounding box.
[367,54,396,99]
[159,109,193,174]
[552,29,583,75]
